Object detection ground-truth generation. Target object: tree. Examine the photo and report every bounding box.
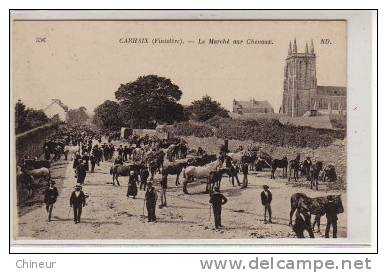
[67,107,89,125]
[15,99,50,134]
[115,75,185,128]
[188,95,229,122]
[93,100,123,130]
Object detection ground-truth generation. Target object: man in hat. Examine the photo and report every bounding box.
[43,180,58,222]
[209,187,228,229]
[76,160,88,185]
[139,166,149,191]
[324,195,338,238]
[230,161,241,187]
[241,162,249,188]
[123,145,129,162]
[114,155,123,166]
[159,171,168,208]
[145,182,158,222]
[303,157,313,181]
[70,184,86,224]
[260,185,272,223]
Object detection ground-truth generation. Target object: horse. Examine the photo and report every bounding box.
[254,152,273,171]
[23,167,51,183]
[166,144,178,161]
[321,164,337,182]
[187,154,218,167]
[182,160,221,194]
[288,154,301,182]
[16,168,34,200]
[110,163,143,186]
[146,150,165,180]
[162,161,187,186]
[23,159,51,169]
[208,168,232,193]
[226,152,243,166]
[289,193,344,233]
[270,157,288,179]
[310,161,323,190]
[64,145,80,160]
[241,150,257,171]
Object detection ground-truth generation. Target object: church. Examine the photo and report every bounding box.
[281,39,346,117]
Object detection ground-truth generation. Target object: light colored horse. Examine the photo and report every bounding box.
[183,160,221,181]
[64,145,80,160]
[24,167,50,183]
[226,152,244,163]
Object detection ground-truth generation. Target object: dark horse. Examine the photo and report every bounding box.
[270,157,288,179]
[289,192,344,233]
[208,168,232,194]
[110,163,143,186]
[310,161,323,190]
[288,154,301,182]
[163,162,187,186]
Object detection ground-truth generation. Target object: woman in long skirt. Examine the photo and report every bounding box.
[127,171,138,199]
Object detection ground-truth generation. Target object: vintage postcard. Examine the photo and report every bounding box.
[11,12,363,246]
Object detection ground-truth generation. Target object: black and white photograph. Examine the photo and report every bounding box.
[11,11,369,245]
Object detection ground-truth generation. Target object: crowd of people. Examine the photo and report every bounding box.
[33,125,342,238]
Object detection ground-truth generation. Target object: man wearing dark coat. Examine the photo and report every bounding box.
[324,195,339,238]
[123,145,129,161]
[209,187,228,229]
[303,157,313,181]
[260,185,272,223]
[90,154,96,172]
[76,160,88,185]
[145,182,158,222]
[230,162,241,187]
[293,205,314,238]
[43,180,58,222]
[73,153,81,171]
[127,171,138,199]
[70,184,86,224]
[241,162,249,188]
[81,153,90,171]
[139,167,149,191]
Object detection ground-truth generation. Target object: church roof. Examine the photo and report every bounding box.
[233,99,273,109]
[316,86,347,96]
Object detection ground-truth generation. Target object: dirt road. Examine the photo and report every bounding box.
[16,157,347,240]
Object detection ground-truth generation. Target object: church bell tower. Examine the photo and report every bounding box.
[282,39,317,117]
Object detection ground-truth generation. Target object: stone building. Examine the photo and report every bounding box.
[281,39,346,117]
[232,98,274,114]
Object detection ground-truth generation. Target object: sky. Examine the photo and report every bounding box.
[12,20,346,113]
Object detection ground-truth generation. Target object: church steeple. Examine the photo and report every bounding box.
[288,41,292,55]
[305,42,309,54]
[293,38,297,53]
[310,39,315,54]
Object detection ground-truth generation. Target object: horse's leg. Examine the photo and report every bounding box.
[116,175,120,186]
[183,180,189,194]
[288,168,292,182]
[289,207,296,225]
[175,173,180,186]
